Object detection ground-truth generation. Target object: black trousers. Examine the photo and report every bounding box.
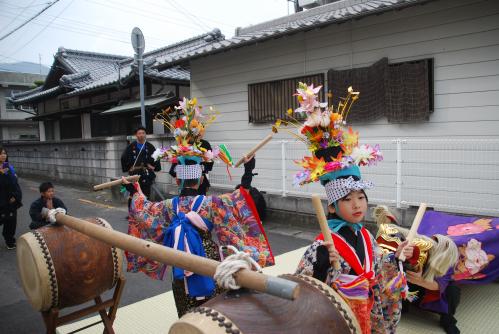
[0,211,17,246]
[439,284,461,334]
[404,283,461,334]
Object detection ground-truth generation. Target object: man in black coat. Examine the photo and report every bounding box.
[121,126,161,200]
[29,182,67,230]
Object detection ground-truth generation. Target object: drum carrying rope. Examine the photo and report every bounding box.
[46,208,67,223]
[214,245,262,290]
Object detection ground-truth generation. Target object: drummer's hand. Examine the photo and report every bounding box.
[121,176,131,185]
[323,241,340,264]
[406,269,423,284]
[395,240,414,260]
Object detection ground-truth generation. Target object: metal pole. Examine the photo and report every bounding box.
[395,138,402,208]
[281,141,287,197]
[137,50,146,127]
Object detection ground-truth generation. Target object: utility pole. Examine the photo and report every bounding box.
[131,27,146,127]
[39,53,42,74]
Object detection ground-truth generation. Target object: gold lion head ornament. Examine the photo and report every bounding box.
[373,205,458,281]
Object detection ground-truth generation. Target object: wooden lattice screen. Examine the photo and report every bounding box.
[248,73,325,123]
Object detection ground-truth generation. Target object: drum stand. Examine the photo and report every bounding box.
[41,277,126,334]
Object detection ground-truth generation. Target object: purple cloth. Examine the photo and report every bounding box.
[416,211,499,313]
[418,211,499,284]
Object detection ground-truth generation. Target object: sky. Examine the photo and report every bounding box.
[0,0,294,66]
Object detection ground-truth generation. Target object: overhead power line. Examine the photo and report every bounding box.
[83,0,210,34]
[1,0,75,61]
[138,0,233,29]
[0,0,61,42]
[165,0,212,31]
[0,9,172,46]
[1,0,38,32]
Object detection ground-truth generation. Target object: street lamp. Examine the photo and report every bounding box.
[131,27,146,127]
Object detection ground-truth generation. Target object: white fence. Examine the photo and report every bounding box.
[203,138,499,217]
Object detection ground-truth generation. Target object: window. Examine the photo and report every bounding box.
[60,116,82,139]
[5,90,35,112]
[386,58,434,122]
[20,104,34,111]
[45,120,55,141]
[248,74,325,123]
[61,101,70,110]
[5,100,16,110]
[5,90,21,110]
[328,58,388,123]
[327,58,433,123]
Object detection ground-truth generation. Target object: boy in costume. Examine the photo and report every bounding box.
[277,83,412,333]
[123,97,274,317]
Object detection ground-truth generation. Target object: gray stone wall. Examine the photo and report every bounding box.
[3,135,176,188]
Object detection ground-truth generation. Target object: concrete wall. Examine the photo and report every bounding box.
[3,135,176,188]
[189,0,499,216]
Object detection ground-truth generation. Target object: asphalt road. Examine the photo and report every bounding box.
[0,177,314,334]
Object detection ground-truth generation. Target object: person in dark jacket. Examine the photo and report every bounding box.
[169,139,214,195]
[29,182,67,230]
[0,146,22,249]
[121,126,161,200]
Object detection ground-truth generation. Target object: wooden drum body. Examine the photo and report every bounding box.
[16,217,123,312]
[170,274,361,334]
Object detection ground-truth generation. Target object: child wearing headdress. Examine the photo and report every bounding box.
[280,83,413,333]
[123,97,274,317]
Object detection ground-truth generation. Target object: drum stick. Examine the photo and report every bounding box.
[234,134,273,167]
[311,194,341,271]
[398,203,427,262]
[54,212,299,301]
[93,175,140,191]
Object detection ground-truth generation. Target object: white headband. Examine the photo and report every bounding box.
[324,176,373,205]
[175,164,202,180]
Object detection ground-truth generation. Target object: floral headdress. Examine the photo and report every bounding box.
[152,97,233,180]
[274,83,383,203]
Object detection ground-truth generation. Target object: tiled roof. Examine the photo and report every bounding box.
[155,0,432,67]
[146,29,224,66]
[146,66,190,81]
[10,86,62,104]
[9,31,220,104]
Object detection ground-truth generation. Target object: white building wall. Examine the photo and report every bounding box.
[188,0,499,215]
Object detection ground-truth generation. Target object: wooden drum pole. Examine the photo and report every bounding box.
[398,203,427,261]
[311,194,341,270]
[93,175,140,191]
[54,213,299,300]
[234,134,273,167]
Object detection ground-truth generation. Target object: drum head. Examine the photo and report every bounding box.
[170,310,238,334]
[16,232,54,311]
[171,274,361,334]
